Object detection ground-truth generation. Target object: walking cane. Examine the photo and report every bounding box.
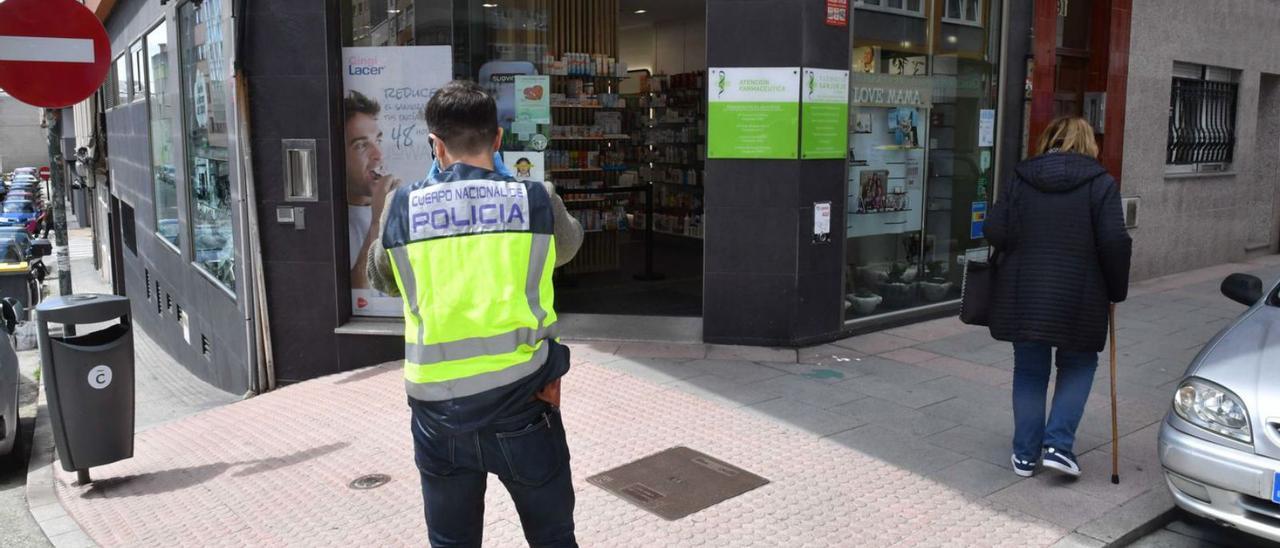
[1109,304,1120,485]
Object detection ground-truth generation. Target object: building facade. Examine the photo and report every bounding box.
[81,0,1279,394]
[1121,0,1280,280]
[0,94,47,172]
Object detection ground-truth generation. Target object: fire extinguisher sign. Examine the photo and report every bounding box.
[826,0,849,27]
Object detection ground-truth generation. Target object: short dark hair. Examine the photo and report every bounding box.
[344,90,380,123]
[425,80,499,156]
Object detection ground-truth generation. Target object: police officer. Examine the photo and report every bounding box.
[369,80,583,548]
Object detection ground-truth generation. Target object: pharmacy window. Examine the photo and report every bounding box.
[943,0,983,25]
[1167,62,1239,174]
[856,0,926,18]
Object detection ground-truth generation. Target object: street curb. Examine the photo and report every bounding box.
[1071,486,1179,547]
[24,381,97,548]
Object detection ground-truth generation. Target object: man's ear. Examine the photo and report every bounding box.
[430,133,448,165]
[492,127,504,153]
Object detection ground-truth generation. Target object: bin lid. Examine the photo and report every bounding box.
[35,294,130,324]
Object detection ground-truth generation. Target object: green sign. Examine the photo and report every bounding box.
[514,75,550,124]
[801,68,850,159]
[707,67,800,159]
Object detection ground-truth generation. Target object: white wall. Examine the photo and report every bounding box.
[1124,0,1280,279]
[619,25,655,73]
[0,94,48,171]
[619,16,706,76]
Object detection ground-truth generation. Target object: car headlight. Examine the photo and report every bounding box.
[1173,377,1251,443]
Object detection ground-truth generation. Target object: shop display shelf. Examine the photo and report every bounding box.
[551,104,626,110]
[549,134,632,141]
[638,227,703,240]
[549,74,630,80]
[852,209,914,215]
[634,160,705,166]
[649,181,703,190]
[547,167,605,173]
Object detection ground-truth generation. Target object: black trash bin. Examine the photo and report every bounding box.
[36,294,133,484]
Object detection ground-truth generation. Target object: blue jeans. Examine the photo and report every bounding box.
[412,399,577,548]
[1011,342,1098,460]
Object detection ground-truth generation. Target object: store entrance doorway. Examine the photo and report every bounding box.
[550,0,708,318]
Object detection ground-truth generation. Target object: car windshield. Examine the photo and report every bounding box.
[2,203,32,214]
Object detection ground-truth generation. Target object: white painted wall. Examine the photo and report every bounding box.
[0,94,48,171]
[619,15,706,76]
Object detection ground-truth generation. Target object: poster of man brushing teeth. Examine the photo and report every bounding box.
[342,46,451,317]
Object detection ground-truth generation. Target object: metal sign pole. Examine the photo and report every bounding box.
[44,108,72,296]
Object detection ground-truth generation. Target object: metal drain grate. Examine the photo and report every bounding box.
[349,473,391,490]
[587,446,769,520]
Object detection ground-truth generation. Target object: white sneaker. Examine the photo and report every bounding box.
[1041,447,1081,477]
[1011,454,1037,477]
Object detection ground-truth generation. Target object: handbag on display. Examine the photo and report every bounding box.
[959,249,998,326]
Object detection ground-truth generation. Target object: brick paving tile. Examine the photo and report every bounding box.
[53,357,1069,547]
[831,332,916,355]
[917,356,1009,386]
[705,344,798,363]
[878,347,943,365]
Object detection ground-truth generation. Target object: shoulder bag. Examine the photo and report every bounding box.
[960,248,998,326]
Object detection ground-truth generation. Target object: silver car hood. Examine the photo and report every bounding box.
[1186,302,1280,459]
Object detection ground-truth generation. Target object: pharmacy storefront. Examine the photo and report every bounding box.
[329,0,1015,349]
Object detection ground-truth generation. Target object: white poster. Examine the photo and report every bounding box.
[978,109,995,147]
[342,46,452,317]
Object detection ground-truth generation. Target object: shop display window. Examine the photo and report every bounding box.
[338,0,708,317]
[179,1,235,292]
[845,0,1002,322]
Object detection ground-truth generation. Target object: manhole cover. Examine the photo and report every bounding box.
[587,446,769,520]
[349,473,391,490]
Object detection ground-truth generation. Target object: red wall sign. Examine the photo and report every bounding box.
[0,0,112,109]
[826,0,849,27]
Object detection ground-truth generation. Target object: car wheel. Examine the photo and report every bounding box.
[0,385,16,459]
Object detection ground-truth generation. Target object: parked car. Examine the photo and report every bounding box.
[1159,273,1280,543]
[0,201,37,228]
[0,227,48,309]
[0,298,23,459]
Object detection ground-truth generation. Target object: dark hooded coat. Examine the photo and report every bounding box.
[984,152,1132,352]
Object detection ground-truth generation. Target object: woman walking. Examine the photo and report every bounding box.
[985,116,1132,478]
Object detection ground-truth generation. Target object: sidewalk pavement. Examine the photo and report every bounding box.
[34,249,1280,546]
[24,235,240,546]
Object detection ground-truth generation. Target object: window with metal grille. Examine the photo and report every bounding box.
[1167,62,1239,173]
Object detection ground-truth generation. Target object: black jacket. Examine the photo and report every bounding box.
[984,152,1132,352]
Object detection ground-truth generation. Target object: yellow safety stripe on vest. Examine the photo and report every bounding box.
[404,322,560,364]
[389,246,426,346]
[526,233,552,330]
[404,342,549,401]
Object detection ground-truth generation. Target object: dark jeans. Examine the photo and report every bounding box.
[1011,342,1098,460]
[412,399,577,548]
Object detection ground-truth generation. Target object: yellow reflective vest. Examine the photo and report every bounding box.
[381,164,558,403]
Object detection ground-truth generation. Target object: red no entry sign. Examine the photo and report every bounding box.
[0,0,111,109]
